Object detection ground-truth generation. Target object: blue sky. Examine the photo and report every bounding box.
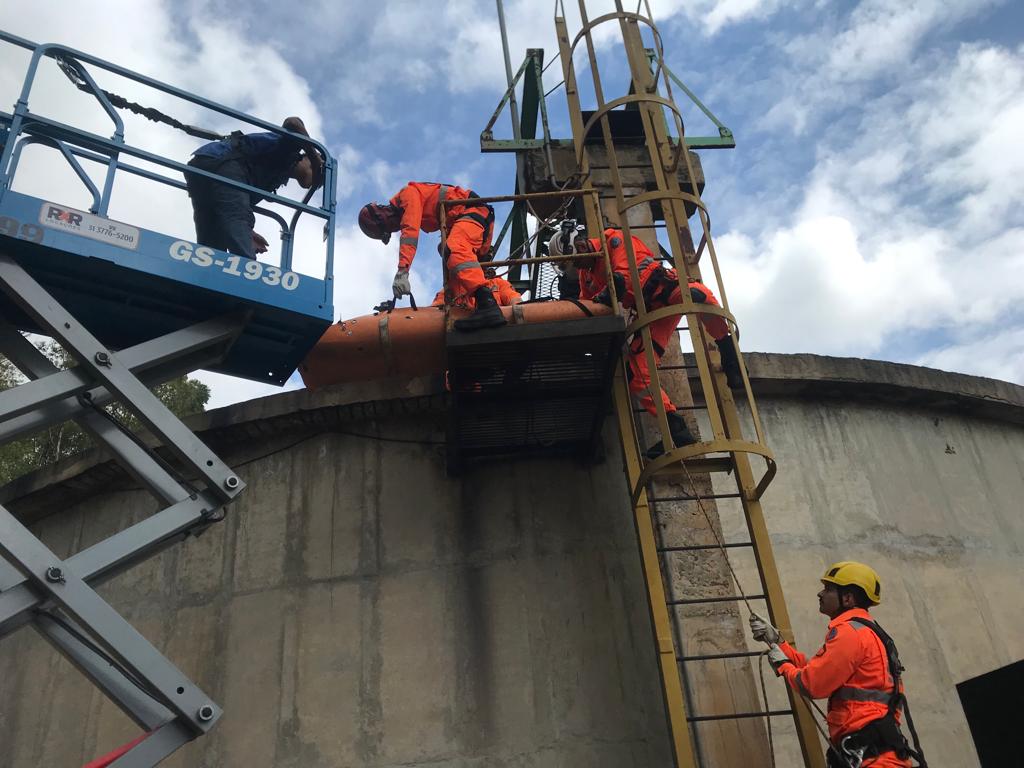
[1,0,1021,408]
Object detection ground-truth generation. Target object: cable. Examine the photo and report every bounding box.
[670,447,844,766]
[757,654,777,768]
[36,610,164,706]
[672,457,843,766]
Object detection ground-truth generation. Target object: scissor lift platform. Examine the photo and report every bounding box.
[0,190,332,385]
[445,313,624,472]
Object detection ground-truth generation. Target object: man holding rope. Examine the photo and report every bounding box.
[751,562,927,768]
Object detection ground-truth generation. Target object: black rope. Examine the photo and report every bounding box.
[56,55,224,142]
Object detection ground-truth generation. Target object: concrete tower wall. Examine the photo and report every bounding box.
[0,357,1022,767]
[0,380,673,768]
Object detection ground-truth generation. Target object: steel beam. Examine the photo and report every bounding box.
[0,323,188,505]
[0,491,220,636]
[0,502,221,733]
[0,313,242,445]
[33,612,175,730]
[0,254,243,503]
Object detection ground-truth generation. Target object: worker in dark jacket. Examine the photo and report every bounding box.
[752,562,926,768]
[185,116,323,258]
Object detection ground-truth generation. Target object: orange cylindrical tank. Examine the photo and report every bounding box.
[299,300,614,390]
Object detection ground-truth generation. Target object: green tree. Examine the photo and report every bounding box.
[0,336,210,486]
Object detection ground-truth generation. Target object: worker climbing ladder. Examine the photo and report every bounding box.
[552,4,825,766]
[0,32,334,766]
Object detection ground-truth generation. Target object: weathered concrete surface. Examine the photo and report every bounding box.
[0,383,673,768]
[1,356,1022,767]
[698,356,1024,768]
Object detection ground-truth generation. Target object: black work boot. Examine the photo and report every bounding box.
[716,335,744,389]
[646,411,698,459]
[453,286,507,332]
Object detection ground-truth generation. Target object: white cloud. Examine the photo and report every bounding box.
[916,325,1024,384]
[720,40,1024,383]
[0,0,353,408]
[667,0,791,36]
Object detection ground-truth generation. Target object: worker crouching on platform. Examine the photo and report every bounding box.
[751,562,927,768]
[359,182,505,331]
[549,221,743,458]
[431,266,522,308]
[185,117,323,258]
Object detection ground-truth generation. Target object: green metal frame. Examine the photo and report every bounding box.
[480,41,734,291]
[645,48,735,149]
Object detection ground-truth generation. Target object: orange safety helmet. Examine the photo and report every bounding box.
[358,203,394,244]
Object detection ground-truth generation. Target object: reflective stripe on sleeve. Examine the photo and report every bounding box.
[400,236,419,247]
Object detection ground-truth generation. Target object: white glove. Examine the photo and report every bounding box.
[766,643,789,675]
[392,269,411,299]
[749,612,781,645]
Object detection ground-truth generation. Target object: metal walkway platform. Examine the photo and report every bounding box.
[446,313,624,472]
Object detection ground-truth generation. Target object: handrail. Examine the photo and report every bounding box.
[0,32,336,296]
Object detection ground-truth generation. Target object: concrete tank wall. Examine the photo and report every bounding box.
[1,357,1022,767]
[706,354,1024,768]
[0,381,673,768]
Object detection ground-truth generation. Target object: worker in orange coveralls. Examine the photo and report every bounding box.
[548,221,741,458]
[431,266,522,308]
[358,182,505,331]
[751,562,927,768]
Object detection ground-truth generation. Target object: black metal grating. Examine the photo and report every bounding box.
[445,314,624,470]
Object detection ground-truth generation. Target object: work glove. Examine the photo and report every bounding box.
[594,273,628,306]
[611,271,627,300]
[392,269,411,299]
[749,612,781,645]
[766,643,790,675]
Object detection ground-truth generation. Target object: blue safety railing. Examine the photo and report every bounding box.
[0,30,337,302]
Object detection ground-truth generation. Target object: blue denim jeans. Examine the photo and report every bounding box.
[185,156,255,258]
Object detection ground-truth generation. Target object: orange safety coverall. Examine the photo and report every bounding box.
[431,276,521,308]
[390,182,493,306]
[577,229,726,417]
[777,608,911,767]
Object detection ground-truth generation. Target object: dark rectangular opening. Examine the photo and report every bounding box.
[956,658,1023,767]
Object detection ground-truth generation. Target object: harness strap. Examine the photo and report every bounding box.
[564,298,593,317]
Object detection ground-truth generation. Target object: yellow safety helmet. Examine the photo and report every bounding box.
[821,561,881,605]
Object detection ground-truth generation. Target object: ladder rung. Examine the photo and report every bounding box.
[649,492,742,502]
[655,457,734,475]
[668,593,765,606]
[658,542,753,553]
[632,404,707,414]
[657,364,698,371]
[678,650,764,662]
[688,709,794,723]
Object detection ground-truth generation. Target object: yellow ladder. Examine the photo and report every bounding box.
[554,4,825,766]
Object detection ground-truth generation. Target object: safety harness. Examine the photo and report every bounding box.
[827,618,928,768]
[438,184,495,252]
